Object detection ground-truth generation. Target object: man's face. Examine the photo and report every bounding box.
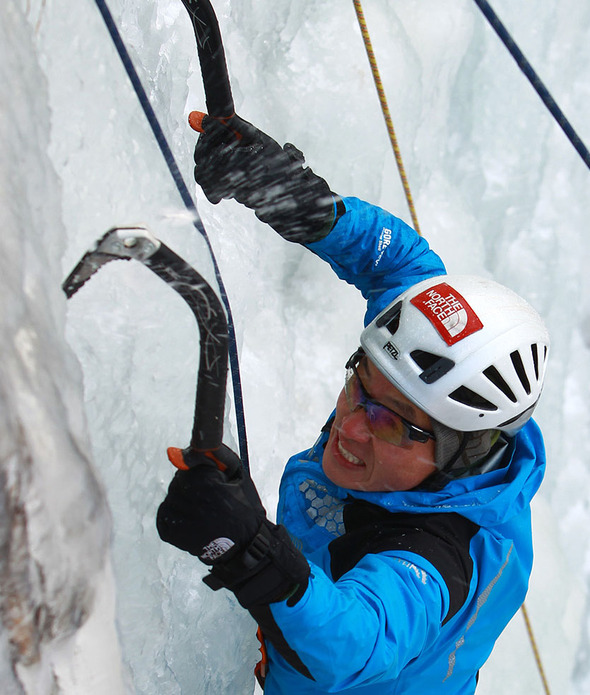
[322,357,437,492]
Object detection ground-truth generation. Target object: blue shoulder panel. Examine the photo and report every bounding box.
[307,197,447,323]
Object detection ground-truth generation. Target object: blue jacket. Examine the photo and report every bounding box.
[259,197,546,694]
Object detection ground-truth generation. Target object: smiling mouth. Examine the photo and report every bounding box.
[337,438,365,467]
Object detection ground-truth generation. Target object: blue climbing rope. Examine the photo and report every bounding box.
[473,0,590,171]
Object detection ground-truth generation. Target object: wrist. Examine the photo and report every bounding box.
[309,195,346,243]
[203,521,310,608]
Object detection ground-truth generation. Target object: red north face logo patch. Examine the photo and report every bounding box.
[410,283,484,346]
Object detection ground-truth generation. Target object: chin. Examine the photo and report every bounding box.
[321,453,358,489]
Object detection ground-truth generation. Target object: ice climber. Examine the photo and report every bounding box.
[156,113,549,694]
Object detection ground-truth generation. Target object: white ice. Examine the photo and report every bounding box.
[2,0,590,693]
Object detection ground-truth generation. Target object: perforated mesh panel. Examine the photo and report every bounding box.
[299,479,345,537]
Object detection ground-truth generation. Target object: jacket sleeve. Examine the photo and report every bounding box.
[263,550,448,690]
[306,196,447,323]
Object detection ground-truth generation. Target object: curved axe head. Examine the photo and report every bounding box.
[62,226,160,299]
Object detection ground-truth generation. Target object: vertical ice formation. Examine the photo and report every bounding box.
[0,2,125,693]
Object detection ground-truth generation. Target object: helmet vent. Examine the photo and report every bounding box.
[510,350,531,395]
[483,366,517,403]
[375,301,402,335]
[411,350,455,384]
[531,344,539,379]
[530,343,546,380]
[449,386,498,412]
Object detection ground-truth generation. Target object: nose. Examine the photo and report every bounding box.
[339,406,372,443]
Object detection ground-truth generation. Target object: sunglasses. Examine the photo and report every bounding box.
[344,351,436,448]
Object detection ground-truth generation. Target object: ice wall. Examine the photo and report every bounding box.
[3,0,590,693]
[1,1,128,693]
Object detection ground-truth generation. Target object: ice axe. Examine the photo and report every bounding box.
[62,2,246,472]
[63,226,238,472]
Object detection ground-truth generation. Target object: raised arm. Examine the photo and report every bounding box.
[191,114,446,322]
[306,196,446,322]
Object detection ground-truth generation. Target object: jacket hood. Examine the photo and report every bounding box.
[343,418,545,528]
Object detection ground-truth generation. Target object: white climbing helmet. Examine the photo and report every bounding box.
[360,275,550,432]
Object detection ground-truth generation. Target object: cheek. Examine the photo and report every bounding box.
[372,442,437,490]
[332,388,349,429]
[335,388,347,414]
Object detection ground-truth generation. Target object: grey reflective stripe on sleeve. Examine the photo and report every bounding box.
[443,543,513,681]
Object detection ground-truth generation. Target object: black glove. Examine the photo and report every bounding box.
[192,113,338,244]
[156,445,310,608]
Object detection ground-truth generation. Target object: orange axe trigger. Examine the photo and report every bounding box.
[188,111,207,133]
[167,446,229,472]
[167,447,189,471]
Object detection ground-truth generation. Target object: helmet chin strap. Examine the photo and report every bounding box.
[431,421,465,471]
[420,429,505,492]
[419,435,470,492]
[439,434,470,474]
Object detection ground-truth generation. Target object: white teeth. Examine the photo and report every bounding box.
[338,440,363,466]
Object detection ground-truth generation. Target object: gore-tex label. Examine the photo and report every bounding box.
[374,227,392,267]
[410,283,483,345]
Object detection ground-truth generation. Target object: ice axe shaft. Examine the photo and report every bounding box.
[179,0,234,119]
[181,1,246,142]
[143,242,228,453]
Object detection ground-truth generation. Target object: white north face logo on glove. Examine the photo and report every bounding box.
[200,537,235,561]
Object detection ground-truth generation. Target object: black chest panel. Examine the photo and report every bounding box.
[328,501,480,625]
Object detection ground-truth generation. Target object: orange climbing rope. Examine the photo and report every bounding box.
[521,603,552,694]
[352,2,552,692]
[352,0,422,236]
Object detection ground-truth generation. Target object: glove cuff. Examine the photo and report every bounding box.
[254,147,338,244]
[203,521,310,608]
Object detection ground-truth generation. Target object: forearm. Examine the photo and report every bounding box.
[193,114,446,295]
[255,553,444,689]
[193,115,338,244]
